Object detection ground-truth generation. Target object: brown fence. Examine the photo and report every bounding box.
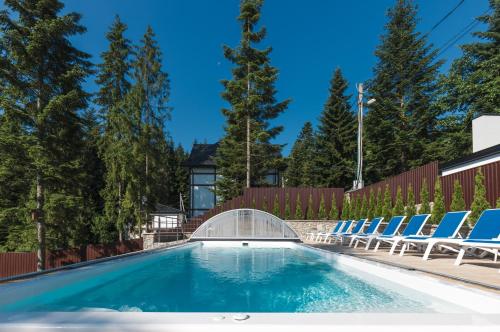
[441,161,499,210]
[350,162,439,203]
[350,161,499,211]
[192,187,344,223]
[0,239,143,279]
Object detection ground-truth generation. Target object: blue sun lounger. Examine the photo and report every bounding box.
[328,219,367,245]
[313,221,344,242]
[373,214,430,255]
[355,215,405,250]
[323,220,353,243]
[399,211,470,260]
[349,217,384,247]
[454,209,500,266]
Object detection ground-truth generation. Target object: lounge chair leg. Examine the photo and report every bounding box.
[422,243,434,261]
[354,240,359,248]
[389,240,400,255]
[454,248,466,266]
[364,238,373,251]
[399,243,407,257]
[373,241,380,252]
[494,249,498,262]
[349,237,355,247]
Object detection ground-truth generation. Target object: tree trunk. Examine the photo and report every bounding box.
[36,174,45,271]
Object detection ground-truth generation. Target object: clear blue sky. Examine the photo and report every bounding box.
[7,0,491,155]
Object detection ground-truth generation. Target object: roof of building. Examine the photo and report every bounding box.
[440,143,500,173]
[184,143,219,167]
[152,203,183,215]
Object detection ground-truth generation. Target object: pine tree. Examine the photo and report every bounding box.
[285,122,317,187]
[405,183,416,218]
[341,196,350,220]
[306,193,315,220]
[284,192,291,220]
[431,178,445,224]
[252,197,257,209]
[318,194,327,220]
[470,168,491,225]
[392,186,405,216]
[450,179,466,212]
[272,193,280,217]
[354,196,362,219]
[364,0,441,183]
[294,193,303,219]
[419,178,431,214]
[382,185,393,222]
[350,196,359,220]
[432,1,499,162]
[367,189,376,220]
[96,15,134,242]
[329,193,339,220]
[360,195,368,219]
[315,68,356,188]
[0,0,92,268]
[215,0,289,200]
[497,196,500,208]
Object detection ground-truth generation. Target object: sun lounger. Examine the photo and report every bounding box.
[354,216,406,250]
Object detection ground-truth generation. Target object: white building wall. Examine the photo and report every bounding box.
[472,115,500,152]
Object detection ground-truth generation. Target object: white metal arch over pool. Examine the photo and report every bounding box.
[190,209,300,241]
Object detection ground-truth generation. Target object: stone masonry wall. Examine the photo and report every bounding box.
[286,221,338,241]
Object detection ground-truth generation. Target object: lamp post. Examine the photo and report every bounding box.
[353,83,375,190]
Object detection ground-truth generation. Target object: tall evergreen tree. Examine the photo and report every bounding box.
[365,0,441,183]
[315,68,356,188]
[306,193,314,220]
[272,193,280,217]
[216,0,289,200]
[469,168,491,225]
[360,195,368,219]
[285,122,317,187]
[0,0,92,268]
[95,15,133,242]
[318,194,327,220]
[432,1,499,161]
[432,178,445,224]
[341,196,350,220]
[375,187,383,217]
[284,192,291,219]
[294,193,303,219]
[450,179,466,212]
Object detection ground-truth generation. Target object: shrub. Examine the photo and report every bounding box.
[419,178,430,214]
[318,194,327,220]
[450,179,465,212]
[382,184,392,221]
[367,189,375,220]
[392,185,404,216]
[405,183,416,218]
[284,192,291,220]
[306,193,315,220]
[329,193,339,220]
[272,193,280,217]
[294,193,303,219]
[469,168,491,225]
[432,178,445,224]
[375,187,383,217]
[341,195,350,220]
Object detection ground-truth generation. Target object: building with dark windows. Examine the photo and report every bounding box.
[184,142,282,217]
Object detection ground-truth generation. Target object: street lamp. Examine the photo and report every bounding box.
[353,84,376,190]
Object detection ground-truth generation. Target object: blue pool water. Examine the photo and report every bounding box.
[0,243,464,313]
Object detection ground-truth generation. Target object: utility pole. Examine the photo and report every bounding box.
[354,83,364,190]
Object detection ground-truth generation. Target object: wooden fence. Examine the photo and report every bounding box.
[0,239,143,279]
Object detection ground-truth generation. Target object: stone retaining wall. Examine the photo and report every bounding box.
[286,220,338,240]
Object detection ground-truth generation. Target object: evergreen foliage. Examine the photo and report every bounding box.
[392,186,404,216]
[318,194,327,220]
[294,193,303,219]
[469,168,491,225]
[341,196,350,220]
[419,178,431,214]
[262,196,268,212]
[360,195,368,219]
[285,122,317,187]
[375,188,383,217]
[306,193,315,220]
[272,193,280,217]
[364,0,441,183]
[215,0,289,200]
[405,183,416,218]
[450,179,466,212]
[497,196,500,208]
[382,185,393,221]
[367,189,376,220]
[284,192,291,220]
[432,1,499,162]
[431,178,445,224]
[329,193,339,220]
[315,69,356,188]
[0,0,92,262]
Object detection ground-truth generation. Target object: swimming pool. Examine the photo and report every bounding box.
[1,241,500,330]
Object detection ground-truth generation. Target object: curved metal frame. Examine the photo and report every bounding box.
[190,209,300,241]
